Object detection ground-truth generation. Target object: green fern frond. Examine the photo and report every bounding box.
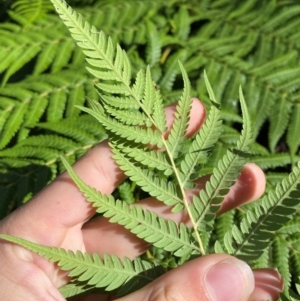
[9,0,54,25]
[146,20,161,67]
[110,145,184,209]
[0,69,99,148]
[0,1,162,83]
[272,235,292,294]
[190,87,253,230]
[220,161,300,261]
[287,103,300,157]
[166,62,192,159]
[61,156,198,256]
[180,72,223,186]
[79,102,163,147]
[0,98,29,149]
[268,95,292,152]
[252,154,300,169]
[0,234,160,293]
[121,145,173,176]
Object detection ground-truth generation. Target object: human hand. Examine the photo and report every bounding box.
[0,99,283,301]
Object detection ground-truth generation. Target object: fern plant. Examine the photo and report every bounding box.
[1,1,300,300]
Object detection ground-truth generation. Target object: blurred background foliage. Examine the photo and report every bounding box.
[0,0,300,298]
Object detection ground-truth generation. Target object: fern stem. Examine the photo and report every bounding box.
[162,135,205,256]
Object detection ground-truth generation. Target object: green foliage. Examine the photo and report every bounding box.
[0,0,300,299]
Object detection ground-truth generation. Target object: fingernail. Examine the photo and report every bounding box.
[205,258,254,301]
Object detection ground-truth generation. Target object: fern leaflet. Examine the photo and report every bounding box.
[0,234,160,294]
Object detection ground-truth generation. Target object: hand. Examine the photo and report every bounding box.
[0,99,283,301]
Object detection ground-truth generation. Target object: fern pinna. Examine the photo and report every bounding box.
[1,0,300,300]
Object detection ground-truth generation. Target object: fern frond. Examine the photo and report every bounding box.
[287,103,300,157]
[268,95,292,152]
[121,145,173,176]
[102,104,149,127]
[272,235,291,294]
[252,154,300,169]
[180,72,223,186]
[78,102,163,147]
[166,62,192,159]
[190,87,253,230]
[173,6,190,41]
[50,0,135,97]
[0,234,160,293]
[9,0,54,25]
[0,99,28,149]
[110,145,184,209]
[61,156,198,256]
[146,21,161,67]
[221,161,300,261]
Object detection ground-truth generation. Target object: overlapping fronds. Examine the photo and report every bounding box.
[0,69,99,149]
[0,1,163,85]
[0,114,106,218]
[180,0,300,153]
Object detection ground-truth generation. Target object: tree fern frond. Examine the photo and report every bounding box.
[0,99,28,149]
[287,103,300,157]
[252,154,300,169]
[180,72,223,186]
[166,62,192,159]
[0,234,161,293]
[1,44,41,86]
[121,146,173,176]
[146,21,161,67]
[272,235,292,293]
[61,156,198,256]
[37,118,100,145]
[268,95,292,152]
[100,95,140,110]
[78,102,163,148]
[102,104,149,127]
[190,87,253,230]
[110,145,184,210]
[9,0,54,25]
[142,66,156,116]
[50,0,135,98]
[173,6,190,41]
[0,68,101,147]
[222,161,300,261]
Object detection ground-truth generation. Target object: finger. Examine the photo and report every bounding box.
[249,268,284,301]
[2,99,206,244]
[117,254,255,301]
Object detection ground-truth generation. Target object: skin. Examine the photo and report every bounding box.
[0,99,283,301]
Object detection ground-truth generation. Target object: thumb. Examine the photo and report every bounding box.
[117,254,255,301]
